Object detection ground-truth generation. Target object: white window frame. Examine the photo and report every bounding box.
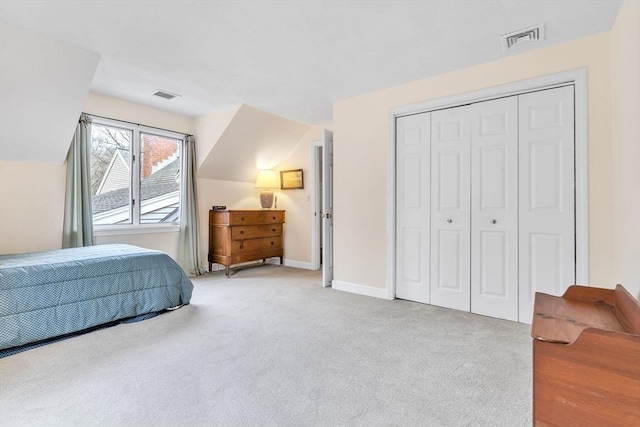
[90,116,184,236]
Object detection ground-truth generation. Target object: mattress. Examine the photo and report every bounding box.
[0,244,193,351]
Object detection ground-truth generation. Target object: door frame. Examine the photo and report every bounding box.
[387,68,589,300]
[311,140,323,270]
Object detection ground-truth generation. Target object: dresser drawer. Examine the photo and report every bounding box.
[231,224,282,240]
[231,237,282,254]
[229,211,285,225]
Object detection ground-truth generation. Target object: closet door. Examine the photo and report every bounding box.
[396,113,431,303]
[470,97,519,321]
[518,86,575,323]
[430,106,471,311]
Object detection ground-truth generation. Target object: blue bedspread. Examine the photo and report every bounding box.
[0,244,193,351]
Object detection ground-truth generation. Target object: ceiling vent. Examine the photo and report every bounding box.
[152,90,180,100]
[501,23,545,51]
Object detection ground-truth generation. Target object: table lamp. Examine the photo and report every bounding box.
[255,169,278,209]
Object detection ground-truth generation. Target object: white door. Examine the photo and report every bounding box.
[311,143,323,271]
[322,129,334,288]
[518,86,575,322]
[430,106,471,311]
[470,97,519,321]
[396,113,431,303]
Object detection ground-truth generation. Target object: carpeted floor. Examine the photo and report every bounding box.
[0,266,532,426]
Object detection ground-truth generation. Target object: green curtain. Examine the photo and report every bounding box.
[178,135,203,276]
[62,114,94,248]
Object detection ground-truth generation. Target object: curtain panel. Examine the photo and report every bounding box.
[177,135,203,276]
[62,114,94,248]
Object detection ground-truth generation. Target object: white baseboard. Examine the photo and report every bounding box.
[332,280,391,300]
[283,259,315,270]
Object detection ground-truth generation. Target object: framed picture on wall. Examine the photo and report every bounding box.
[280,169,304,189]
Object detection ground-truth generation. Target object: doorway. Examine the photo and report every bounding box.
[312,142,323,270]
[312,130,334,287]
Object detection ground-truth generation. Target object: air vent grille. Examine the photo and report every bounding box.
[153,90,179,100]
[501,23,545,51]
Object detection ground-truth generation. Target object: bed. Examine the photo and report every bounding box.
[0,244,193,353]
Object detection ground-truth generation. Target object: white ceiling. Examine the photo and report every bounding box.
[0,0,623,125]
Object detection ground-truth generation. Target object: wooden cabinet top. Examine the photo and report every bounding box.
[531,284,640,344]
[209,210,286,214]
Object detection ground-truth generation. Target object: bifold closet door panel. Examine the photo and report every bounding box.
[430,106,471,312]
[518,85,575,323]
[396,113,431,304]
[470,97,519,321]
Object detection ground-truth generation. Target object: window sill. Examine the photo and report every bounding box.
[93,224,180,237]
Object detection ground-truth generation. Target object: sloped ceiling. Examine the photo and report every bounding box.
[0,1,623,125]
[196,104,310,183]
[0,21,100,164]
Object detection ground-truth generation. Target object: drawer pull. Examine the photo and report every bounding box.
[272,228,276,232]
[240,230,245,234]
[271,241,274,246]
[241,217,245,221]
[272,216,276,220]
[240,244,244,249]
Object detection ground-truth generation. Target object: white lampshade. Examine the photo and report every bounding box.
[255,169,279,189]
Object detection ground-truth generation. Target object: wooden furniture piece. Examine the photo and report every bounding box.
[208,210,285,277]
[531,285,640,427]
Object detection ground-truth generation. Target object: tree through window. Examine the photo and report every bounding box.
[89,120,183,226]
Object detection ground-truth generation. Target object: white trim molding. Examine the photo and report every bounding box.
[387,68,589,300]
[93,224,179,237]
[332,280,392,300]
[283,259,315,270]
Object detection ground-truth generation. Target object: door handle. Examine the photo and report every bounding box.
[446,218,453,223]
[491,219,497,224]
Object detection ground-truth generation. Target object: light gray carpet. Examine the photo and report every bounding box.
[0,266,532,426]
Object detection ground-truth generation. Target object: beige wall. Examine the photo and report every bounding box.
[0,93,198,256]
[0,91,317,267]
[84,92,195,135]
[277,125,327,267]
[82,93,320,270]
[612,0,640,298]
[194,104,241,170]
[333,31,616,290]
[83,92,196,260]
[0,160,66,254]
[194,107,321,271]
[194,126,328,270]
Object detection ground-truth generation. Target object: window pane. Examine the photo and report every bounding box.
[90,124,133,225]
[140,133,181,224]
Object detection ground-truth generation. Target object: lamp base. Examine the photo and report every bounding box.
[260,191,274,209]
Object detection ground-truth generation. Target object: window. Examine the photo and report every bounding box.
[90,118,183,227]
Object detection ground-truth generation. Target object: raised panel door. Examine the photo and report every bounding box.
[396,113,431,303]
[430,106,471,311]
[518,85,575,323]
[470,97,519,321]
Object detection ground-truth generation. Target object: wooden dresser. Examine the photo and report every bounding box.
[531,285,640,426]
[208,210,285,276]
